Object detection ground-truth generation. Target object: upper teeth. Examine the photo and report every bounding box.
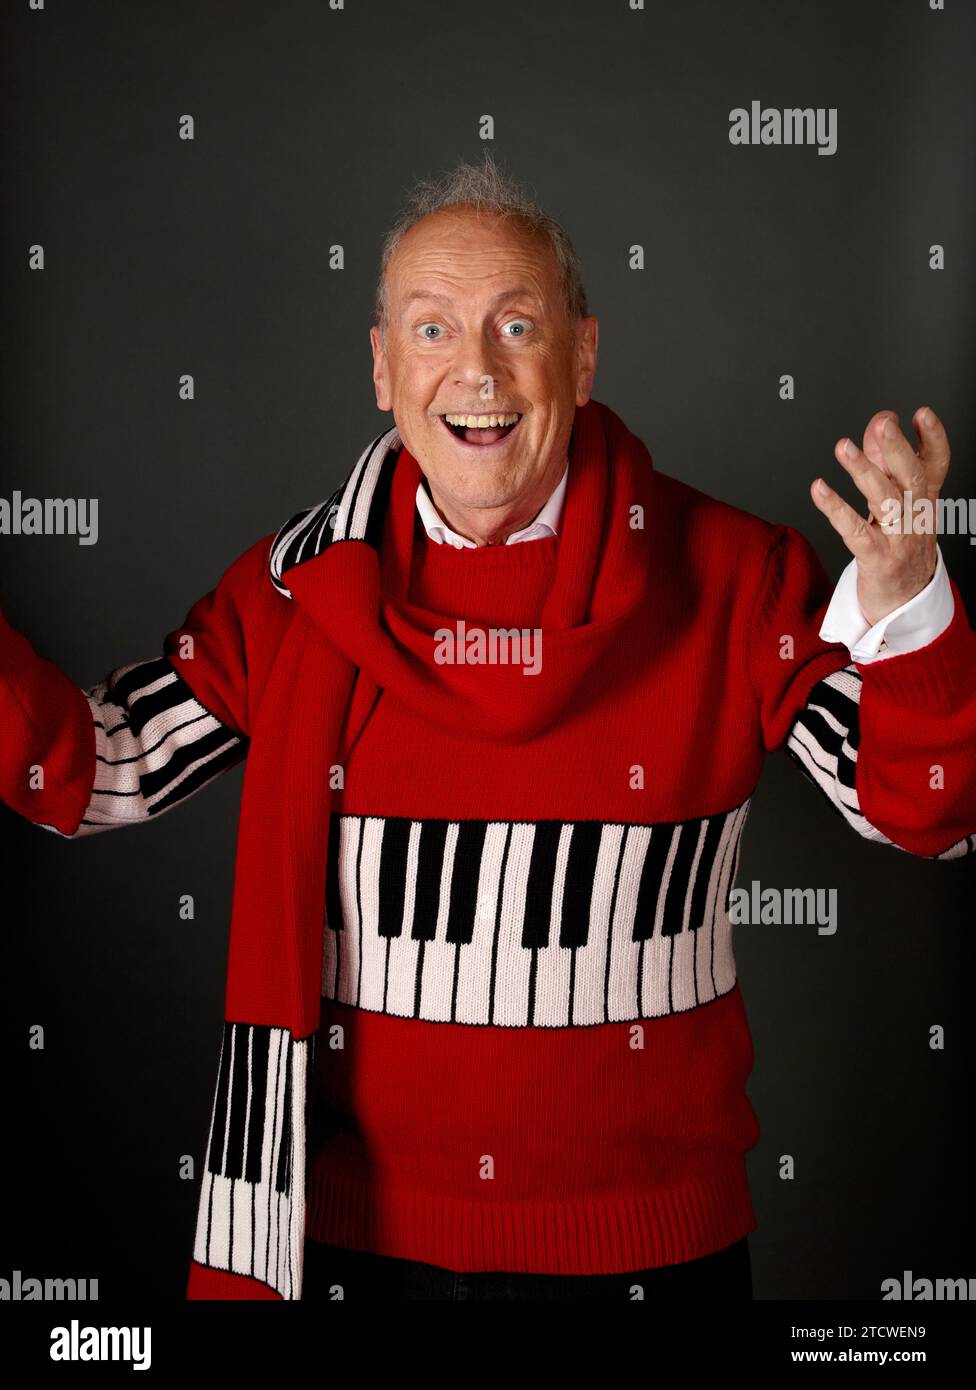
[444,413,520,428]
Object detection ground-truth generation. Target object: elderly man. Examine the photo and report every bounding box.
[2,158,974,1303]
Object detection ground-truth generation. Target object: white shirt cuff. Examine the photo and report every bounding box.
[818,545,954,663]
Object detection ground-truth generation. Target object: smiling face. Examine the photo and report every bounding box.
[369,206,598,543]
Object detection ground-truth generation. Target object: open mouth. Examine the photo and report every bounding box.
[439,412,523,447]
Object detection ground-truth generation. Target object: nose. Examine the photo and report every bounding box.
[451,329,506,400]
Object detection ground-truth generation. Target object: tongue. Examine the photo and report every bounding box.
[463,425,510,445]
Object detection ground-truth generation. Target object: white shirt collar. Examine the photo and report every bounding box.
[415,462,569,549]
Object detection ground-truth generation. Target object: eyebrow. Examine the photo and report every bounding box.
[402,287,542,309]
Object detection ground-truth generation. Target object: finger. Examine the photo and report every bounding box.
[862,409,899,477]
[810,477,886,559]
[875,414,929,498]
[911,404,951,498]
[832,435,901,524]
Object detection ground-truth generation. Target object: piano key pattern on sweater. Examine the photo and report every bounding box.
[39,649,974,861]
[39,654,246,835]
[787,663,975,859]
[321,804,747,1026]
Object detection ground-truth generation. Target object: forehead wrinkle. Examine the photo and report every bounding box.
[402,285,543,309]
[388,236,558,299]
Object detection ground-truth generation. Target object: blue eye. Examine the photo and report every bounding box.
[417,322,444,339]
[502,319,532,337]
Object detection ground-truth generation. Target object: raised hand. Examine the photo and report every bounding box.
[810,407,950,626]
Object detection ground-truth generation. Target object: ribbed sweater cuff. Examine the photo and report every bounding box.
[855,577,974,709]
[0,605,95,831]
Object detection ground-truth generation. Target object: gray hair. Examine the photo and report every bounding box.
[374,153,589,330]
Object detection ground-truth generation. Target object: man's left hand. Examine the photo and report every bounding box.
[810,406,951,627]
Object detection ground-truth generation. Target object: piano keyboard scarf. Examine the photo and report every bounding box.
[192,1021,315,1301]
[322,799,751,1027]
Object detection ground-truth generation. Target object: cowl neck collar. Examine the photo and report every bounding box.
[270,398,654,743]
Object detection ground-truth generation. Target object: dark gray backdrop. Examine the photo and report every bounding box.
[2,0,973,1300]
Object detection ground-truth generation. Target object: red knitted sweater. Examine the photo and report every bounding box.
[304,508,766,1271]
[2,400,974,1298]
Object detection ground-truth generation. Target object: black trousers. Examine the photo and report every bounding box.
[302,1235,752,1300]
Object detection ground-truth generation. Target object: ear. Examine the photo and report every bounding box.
[369,325,393,412]
[574,316,599,406]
